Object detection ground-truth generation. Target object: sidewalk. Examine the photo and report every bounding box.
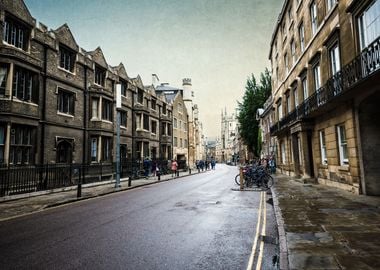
[0,169,203,222]
[272,174,380,270]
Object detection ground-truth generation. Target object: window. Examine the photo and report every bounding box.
[136,113,142,129]
[120,111,127,127]
[337,125,348,165]
[281,141,286,164]
[277,100,283,120]
[91,97,100,119]
[180,138,183,148]
[330,43,341,75]
[302,75,308,100]
[95,65,106,86]
[120,81,127,97]
[168,123,172,136]
[151,99,156,110]
[173,118,177,128]
[286,93,291,113]
[102,137,112,162]
[174,137,178,147]
[310,1,318,35]
[0,125,5,163]
[184,139,188,148]
[143,142,149,158]
[284,53,289,74]
[0,64,9,96]
[293,86,299,107]
[91,137,98,162]
[161,122,167,135]
[3,16,29,50]
[59,45,75,72]
[319,130,327,165]
[57,89,75,115]
[56,139,73,164]
[358,0,380,49]
[10,125,34,165]
[299,23,305,52]
[12,66,39,103]
[179,120,182,130]
[151,120,157,134]
[162,103,167,115]
[326,0,337,12]
[102,99,113,121]
[313,62,321,91]
[143,114,149,130]
[137,89,144,104]
[329,43,341,95]
[291,39,296,64]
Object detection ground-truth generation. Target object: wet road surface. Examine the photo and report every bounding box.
[0,164,279,269]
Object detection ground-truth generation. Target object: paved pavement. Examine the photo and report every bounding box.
[272,175,380,270]
[1,171,380,269]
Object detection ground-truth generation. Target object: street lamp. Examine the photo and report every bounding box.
[115,83,122,188]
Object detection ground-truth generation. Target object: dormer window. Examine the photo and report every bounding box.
[120,80,127,96]
[59,45,76,73]
[3,15,30,51]
[95,65,106,86]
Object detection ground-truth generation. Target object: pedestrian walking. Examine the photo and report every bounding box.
[171,159,178,177]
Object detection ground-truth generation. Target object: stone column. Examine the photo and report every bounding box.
[4,123,11,164]
[300,131,313,178]
[292,133,300,177]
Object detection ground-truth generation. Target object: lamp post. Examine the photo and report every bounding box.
[115,83,121,188]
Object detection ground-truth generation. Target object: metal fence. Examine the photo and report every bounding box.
[0,159,180,197]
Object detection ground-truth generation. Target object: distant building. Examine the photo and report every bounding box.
[220,109,238,163]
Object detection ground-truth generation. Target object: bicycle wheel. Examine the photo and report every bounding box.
[262,174,274,189]
[235,174,245,186]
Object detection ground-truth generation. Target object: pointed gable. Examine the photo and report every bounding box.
[54,24,79,51]
[114,63,130,81]
[132,75,144,89]
[2,0,35,26]
[87,47,108,68]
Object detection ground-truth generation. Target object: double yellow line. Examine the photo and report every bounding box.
[247,191,267,270]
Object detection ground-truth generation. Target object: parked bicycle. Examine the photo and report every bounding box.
[235,165,273,190]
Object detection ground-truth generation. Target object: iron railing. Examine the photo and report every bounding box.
[0,159,184,197]
[270,35,380,135]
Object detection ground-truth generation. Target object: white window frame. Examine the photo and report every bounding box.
[337,125,349,166]
[330,43,341,75]
[299,23,305,52]
[319,130,327,165]
[278,101,283,120]
[326,0,337,12]
[293,86,299,107]
[313,62,321,90]
[302,76,308,100]
[310,1,318,35]
[358,0,380,50]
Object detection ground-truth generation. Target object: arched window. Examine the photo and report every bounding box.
[56,139,73,163]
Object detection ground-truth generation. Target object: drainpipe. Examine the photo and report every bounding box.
[83,66,88,164]
[39,45,48,165]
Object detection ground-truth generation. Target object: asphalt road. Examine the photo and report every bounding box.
[0,164,279,270]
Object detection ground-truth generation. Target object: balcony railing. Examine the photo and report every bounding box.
[270,35,380,135]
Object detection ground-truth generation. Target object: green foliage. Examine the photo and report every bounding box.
[237,68,271,157]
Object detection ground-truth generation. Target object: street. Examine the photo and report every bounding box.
[0,164,278,270]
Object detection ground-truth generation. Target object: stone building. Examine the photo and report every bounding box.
[220,109,238,163]
[269,0,380,195]
[155,82,188,166]
[257,95,276,158]
[0,0,172,166]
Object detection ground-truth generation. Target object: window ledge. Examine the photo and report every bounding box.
[57,112,74,118]
[12,99,38,107]
[57,66,76,75]
[338,165,349,171]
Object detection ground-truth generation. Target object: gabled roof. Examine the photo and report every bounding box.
[113,63,129,81]
[54,24,79,51]
[3,0,36,26]
[131,75,144,89]
[155,83,182,92]
[86,47,108,68]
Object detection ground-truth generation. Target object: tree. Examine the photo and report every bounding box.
[237,68,271,157]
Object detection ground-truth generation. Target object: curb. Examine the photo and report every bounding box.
[271,178,289,270]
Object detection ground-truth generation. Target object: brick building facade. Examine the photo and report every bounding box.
[0,0,173,166]
[269,0,380,195]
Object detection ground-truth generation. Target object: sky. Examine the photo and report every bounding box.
[24,0,283,138]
